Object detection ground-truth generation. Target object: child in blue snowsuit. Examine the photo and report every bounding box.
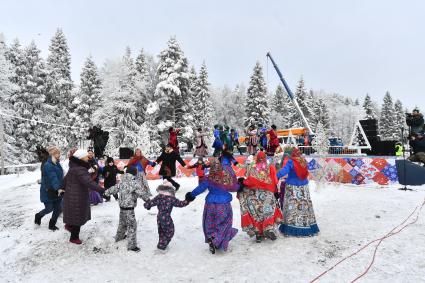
[144,184,189,250]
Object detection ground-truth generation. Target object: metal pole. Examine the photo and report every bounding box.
[266,52,314,134]
[0,112,5,175]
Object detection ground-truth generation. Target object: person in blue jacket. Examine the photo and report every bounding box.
[35,146,64,231]
[212,125,223,157]
[276,147,319,237]
[185,158,239,254]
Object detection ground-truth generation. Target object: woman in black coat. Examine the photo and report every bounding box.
[102,156,124,201]
[155,144,187,190]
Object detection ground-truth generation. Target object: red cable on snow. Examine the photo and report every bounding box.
[310,198,425,283]
[351,199,425,282]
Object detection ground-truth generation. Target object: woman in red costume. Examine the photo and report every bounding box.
[238,151,283,242]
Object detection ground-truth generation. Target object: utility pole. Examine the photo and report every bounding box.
[0,112,5,175]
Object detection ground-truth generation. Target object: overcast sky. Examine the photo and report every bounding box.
[1,0,424,110]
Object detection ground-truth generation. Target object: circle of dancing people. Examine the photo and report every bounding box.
[34,123,319,253]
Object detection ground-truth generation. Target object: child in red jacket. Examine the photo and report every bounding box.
[189,157,210,184]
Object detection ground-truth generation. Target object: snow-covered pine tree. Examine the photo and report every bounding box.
[10,41,47,162]
[393,99,406,140]
[269,85,290,129]
[45,28,74,149]
[245,61,269,127]
[71,56,102,142]
[379,91,397,140]
[0,35,20,165]
[312,121,329,155]
[294,77,313,125]
[155,37,191,128]
[193,62,214,131]
[311,97,331,133]
[362,94,377,119]
[134,48,151,123]
[111,47,140,147]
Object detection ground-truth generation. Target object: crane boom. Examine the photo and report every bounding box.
[266,52,314,134]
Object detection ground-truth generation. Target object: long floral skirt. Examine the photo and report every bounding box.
[202,203,238,251]
[279,184,319,237]
[239,189,283,237]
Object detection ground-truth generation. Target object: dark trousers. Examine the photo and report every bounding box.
[68,225,81,240]
[163,176,180,189]
[38,199,62,223]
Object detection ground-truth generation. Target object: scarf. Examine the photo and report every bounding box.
[290,148,309,180]
[207,158,238,192]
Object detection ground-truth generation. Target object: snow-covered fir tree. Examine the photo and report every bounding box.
[105,48,140,147]
[0,35,20,165]
[193,62,214,131]
[212,84,246,131]
[269,85,296,129]
[155,37,191,128]
[393,99,406,140]
[311,97,331,133]
[245,61,269,127]
[294,77,314,126]
[362,94,377,119]
[10,41,47,162]
[379,91,397,140]
[71,56,102,142]
[312,121,329,155]
[134,48,151,123]
[45,29,74,148]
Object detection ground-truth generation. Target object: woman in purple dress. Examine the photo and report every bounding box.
[186,158,239,254]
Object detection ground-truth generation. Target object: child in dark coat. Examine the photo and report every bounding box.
[144,183,189,250]
[102,157,124,201]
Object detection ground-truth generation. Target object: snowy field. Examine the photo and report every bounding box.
[1,171,425,283]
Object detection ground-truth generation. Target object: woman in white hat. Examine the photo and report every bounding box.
[63,149,104,245]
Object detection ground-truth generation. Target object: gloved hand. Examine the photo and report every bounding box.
[58,189,65,196]
[237,177,245,184]
[88,168,95,174]
[274,192,280,200]
[185,192,196,202]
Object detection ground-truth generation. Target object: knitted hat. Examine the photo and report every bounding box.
[256,151,267,163]
[156,184,176,196]
[106,157,114,164]
[47,146,60,156]
[73,149,89,160]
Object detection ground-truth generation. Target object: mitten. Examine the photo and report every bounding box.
[185,192,196,202]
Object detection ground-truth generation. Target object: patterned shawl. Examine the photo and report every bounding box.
[207,158,239,192]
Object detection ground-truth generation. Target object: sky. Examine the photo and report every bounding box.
[1,0,424,111]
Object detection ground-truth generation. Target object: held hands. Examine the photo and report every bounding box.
[88,168,95,174]
[185,192,196,202]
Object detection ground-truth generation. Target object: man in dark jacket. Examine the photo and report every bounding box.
[408,132,425,166]
[63,149,104,245]
[155,144,187,190]
[406,109,424,134]
[35,146,64,231]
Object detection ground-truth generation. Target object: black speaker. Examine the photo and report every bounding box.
[119,148,134,159]
[370,141,396,156]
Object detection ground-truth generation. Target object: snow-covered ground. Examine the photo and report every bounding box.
[1,171,424,283]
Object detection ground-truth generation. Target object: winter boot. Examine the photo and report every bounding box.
[49,219,59,231]
[70,238,83,245]
[265,230,277,241]
[207,238,216,254]
[129,247,141,252]
[34,213,42,225]
[255,233,263,243]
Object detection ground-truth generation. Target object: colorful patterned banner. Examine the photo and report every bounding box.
[102,156,399,186]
